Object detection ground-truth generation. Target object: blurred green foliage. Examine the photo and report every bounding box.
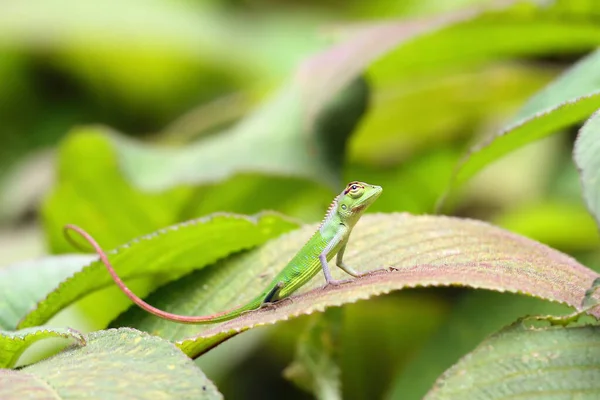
[3,0,600,399]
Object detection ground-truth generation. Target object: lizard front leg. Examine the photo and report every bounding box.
[319,234,350,286]
[335,244,363,277]
[336,243,387,278]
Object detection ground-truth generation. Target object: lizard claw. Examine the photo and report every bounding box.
[354,268,388,278]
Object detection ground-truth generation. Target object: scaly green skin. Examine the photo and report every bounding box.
[65,181,382,324]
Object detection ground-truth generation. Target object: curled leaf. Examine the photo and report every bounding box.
[445,47,600,200]
[575,108,600,226]
[0,255,95,330]
[449,92,600,194]
[0,327,85,369]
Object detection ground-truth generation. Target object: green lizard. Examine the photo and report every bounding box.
[65,181,383,324]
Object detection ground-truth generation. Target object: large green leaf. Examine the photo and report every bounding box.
[574,109,600,226]
[0,327,85,369]
[445,47,600,198]
[0,328,222,399]
[107,213,599,358]
[425,322,600,399]
[18,212,299,329]
[0,255,95,330]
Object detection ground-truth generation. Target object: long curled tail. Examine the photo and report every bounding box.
[63,224,236,324]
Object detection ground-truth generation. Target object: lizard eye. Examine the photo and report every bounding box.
[343,182,363,196]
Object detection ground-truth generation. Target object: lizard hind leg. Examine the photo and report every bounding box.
[238,282,288,317]
[237,281,287,317]
[262,281,285,305]
[255,281,295,312]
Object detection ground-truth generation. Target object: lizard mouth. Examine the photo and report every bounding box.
[351,187,382,212]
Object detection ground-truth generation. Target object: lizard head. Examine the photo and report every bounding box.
[337,181,382,226]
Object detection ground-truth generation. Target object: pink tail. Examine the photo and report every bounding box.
[64,224,233,324]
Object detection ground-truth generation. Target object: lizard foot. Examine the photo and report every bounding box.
[275,297,294,307]
[258,296,295,312]
[259,303,278,312]
[323,278,352,288]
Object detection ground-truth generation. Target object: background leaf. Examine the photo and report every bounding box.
[574,108,600,226]
[425,322,600,399]
[42,127,195,252]
[493,200,600,252]
[446,47,600,196]
[94,5,483,193]
[385,291,571,400]
[0,255,95,330]
[106,213,599,357]
[365,0,600,82]
[19,212,299,329]
[0,327,85,369]
[350,64,558,167]
[0,328,222,399]
[283,309,343,400]
[114,77,368,193]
